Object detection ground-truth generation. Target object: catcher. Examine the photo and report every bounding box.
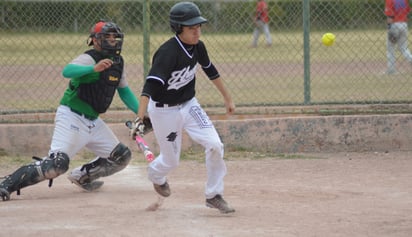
[0,20,140,201]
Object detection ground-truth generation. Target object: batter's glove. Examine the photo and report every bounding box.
[131,116,153,139]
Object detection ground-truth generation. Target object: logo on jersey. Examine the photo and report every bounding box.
[109,75,118,82]
[167,65,197,90]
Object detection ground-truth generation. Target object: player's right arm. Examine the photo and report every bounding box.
[62,54,113,82]
[137,95,149,120]
[132,42,173,135]
[137,78,162,119]
[62,54,95,79]
[132,78,162,139]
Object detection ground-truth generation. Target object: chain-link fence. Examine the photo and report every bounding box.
[1,0,411,116]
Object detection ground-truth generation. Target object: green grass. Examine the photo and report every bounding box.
[0,30,389,65]
[1,30,411,114]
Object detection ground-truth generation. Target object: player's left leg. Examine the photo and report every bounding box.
[67,120,131,191]
[183,98,235,213]
[68,142,131,191]
[184,104,226,198]
[262,23,272,46]
[386,33,397,74]
[397,22,412,63]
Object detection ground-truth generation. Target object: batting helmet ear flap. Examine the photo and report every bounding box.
[170,23,183,34]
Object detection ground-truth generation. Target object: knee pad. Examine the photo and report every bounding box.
[41,152,70,179]
[108,142,132,167]
[78,143,131,184]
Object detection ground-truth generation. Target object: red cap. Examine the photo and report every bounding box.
[88,21,106,46]
[91,21,106,35]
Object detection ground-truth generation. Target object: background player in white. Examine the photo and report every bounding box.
[251,0,272,48]
[132,2,236,213]
[0,20,139,201]
[385,0,412,74]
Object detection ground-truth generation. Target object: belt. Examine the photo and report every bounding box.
[70,108,97,121]
[155,102,181,108]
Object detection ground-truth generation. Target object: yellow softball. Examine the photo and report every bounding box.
[322,33,335,46]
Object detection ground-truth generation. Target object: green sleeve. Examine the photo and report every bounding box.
[118,86,139,114]
[62,64,95,79]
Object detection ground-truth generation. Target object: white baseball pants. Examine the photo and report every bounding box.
[50,105,120,178]
[147,97,227,199]
[387,22,412,73]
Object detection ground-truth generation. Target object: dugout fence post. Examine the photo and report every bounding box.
[143,0,151,78]
[303,0,311,104]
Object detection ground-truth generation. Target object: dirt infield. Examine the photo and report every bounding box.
[1,151,412,237]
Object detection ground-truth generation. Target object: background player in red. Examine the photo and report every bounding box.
[251,0,272,47]
[384,0,412,74]
[132,1,236,213]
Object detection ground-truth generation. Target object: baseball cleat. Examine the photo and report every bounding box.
[206,194,235,214]
[67,176,104,192]
[153,182,171,197]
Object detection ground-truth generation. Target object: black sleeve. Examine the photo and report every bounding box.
[141,79,162,98]
[202,63,220,80]
[197,41,220,80]
[148,46,176,84]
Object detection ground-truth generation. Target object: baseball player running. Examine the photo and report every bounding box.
[0,20,139,201]
[132,1,236,214]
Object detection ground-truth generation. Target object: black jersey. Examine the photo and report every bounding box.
[146,36,216,105]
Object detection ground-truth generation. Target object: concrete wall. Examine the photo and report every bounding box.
[1,114,411,157]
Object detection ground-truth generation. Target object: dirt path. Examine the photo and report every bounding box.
[1,151,412,237]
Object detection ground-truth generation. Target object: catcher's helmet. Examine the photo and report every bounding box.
[88,20,124,58]
[169,2,207,34]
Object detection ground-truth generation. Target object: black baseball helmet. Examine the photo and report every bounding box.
[88,20,124,57]
[169,2,207,34]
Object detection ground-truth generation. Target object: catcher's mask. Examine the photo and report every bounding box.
[169,2,207,34]
[87,21,123,60]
